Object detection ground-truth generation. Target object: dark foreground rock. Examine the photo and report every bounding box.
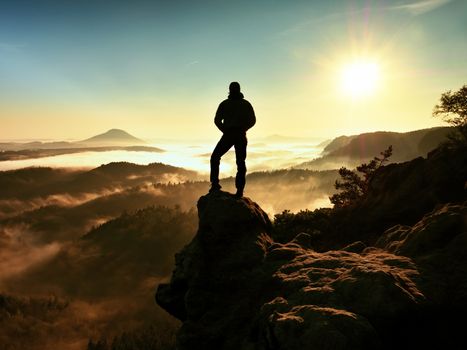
[156,191,273,349]
[376,202,467,306]
[156,191,467,349]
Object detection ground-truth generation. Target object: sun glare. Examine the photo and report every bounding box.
[340,60,380,99]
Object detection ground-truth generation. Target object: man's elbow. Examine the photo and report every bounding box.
[215,123,225,132]
[250,116,256,129]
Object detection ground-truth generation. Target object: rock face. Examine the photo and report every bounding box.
[318,146,467,249]
[376,202,467,306]
[157,192,467,349]
[156,191,273,349]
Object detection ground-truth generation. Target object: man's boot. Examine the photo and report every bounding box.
[210,183,222,193]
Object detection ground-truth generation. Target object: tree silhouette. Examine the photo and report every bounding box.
[330,146,393,208]
[433,84,467,144]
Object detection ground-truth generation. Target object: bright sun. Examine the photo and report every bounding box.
[340,60,380,98]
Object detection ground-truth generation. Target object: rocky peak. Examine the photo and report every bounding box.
[156,191,273,348]
[156,191,467,349]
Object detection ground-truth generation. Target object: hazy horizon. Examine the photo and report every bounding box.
[0,124,449,144]
[0,139,324,174]
[0,130,326,144]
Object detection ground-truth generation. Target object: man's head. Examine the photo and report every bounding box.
[229,82,241,94]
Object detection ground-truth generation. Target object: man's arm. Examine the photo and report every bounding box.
[214,103,225,132]
[246,102,256,130]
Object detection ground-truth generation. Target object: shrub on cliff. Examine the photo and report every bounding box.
[433,84,467,146]
[329,145,393,208]
[273,208,332,245]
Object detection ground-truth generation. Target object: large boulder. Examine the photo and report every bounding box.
[376,202,467,306]
[156,191,273,349]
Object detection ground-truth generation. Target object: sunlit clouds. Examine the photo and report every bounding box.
[392,0,452,15]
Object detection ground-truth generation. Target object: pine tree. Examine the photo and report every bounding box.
[330,146,392,208]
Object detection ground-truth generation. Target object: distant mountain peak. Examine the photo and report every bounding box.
[79,129,145,145]
[104,128,131,134]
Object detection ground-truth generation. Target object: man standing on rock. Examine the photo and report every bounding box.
[210,82,256,197]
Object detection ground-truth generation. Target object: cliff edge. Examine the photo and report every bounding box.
[156,189,466,349]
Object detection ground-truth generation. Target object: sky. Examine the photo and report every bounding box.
[0,0,466,141]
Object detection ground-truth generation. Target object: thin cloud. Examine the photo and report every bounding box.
[185,60,199,67]
[279,8,369,37]
[392,0,452,15]
[280,0,453,37]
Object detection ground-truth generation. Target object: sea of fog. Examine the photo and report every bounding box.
[0,141,324,175]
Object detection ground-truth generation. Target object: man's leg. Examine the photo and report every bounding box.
[210,134,234,191]
[234,133,248,196]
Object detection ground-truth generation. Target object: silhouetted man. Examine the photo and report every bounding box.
[210,82,256,197]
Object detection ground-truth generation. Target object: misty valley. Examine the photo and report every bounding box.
[0,137,335,349]
[0,125,462,349]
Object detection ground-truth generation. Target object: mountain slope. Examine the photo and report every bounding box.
[78,129,145,146]
[24,206,199,298]
[297,126,452,170]
[0,162,197,200]
[1,130,145,151]
[1,206,195,349]
[277,145,467,250]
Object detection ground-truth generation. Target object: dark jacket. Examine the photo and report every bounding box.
[214,93,256,133]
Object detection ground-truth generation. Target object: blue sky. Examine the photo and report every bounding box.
[1,0,466,140]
